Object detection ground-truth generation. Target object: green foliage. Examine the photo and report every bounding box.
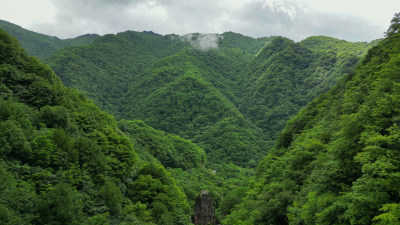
[130,162,192,224]
[45,31,188,118]
[0,20,385,224]
[219,31,273,54]
[37,105,70,128]
[35,183,84,225]
[85,213,110,225]
[239,36,375,144]
[129,71,266,166]
[0,161,38,224]
[100,181,123,215]
[227,30,400,224]
[374,203,400,225]
[0,28,192,224]
[169,161,255,223]
[121,202,153,224]
[0,119,31,158]
[44,27,375,169]
[220,187,249,215]
[118,119,206,169]
[300,35,378,55]
[386,13,400,37]
[43,30,274,167]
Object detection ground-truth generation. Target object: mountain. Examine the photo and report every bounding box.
[0,20,99,59]
[0,17,392,225]
[118,119,206,170]
[122,48,269,166]
[45,31,190,117]
[43,30,376,168]
[44,31,270,118]
[218,31,274,54]
[299,35,381,54]
[0,28,200,224]
[44,31,270,167]
[238,36,375,142]
[0,27,254,225]
[224,27,400,224]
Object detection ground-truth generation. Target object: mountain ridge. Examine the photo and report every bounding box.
[39,26,378,167]
[0,20,99,59]
[1,17,396,225]
[224,27,400,225]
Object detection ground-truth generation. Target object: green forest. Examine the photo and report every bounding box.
[0,12,399,225]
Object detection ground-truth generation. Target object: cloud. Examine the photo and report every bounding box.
[31,0,228,38]
[181,33,223,51]
[28,0,385,42]
[220,0,382,41]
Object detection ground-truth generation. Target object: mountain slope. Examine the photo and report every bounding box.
[0,28,195,225]
[225,29,400,225]
[118,119,206,170]
[45,32,270,167]
[43,29,376,168]
[0,20,99,59]
[219,31,273,54]
[45,31,268,118]
[45,31,189,117]
[124,49,267,166]
[299,35,380,55]
[238,36,374,142]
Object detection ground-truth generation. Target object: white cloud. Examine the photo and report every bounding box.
[299,0,397,27]
[262,0,297,20]
[218,0,382,41]
[182,33,223,50]
[0,0,399,41]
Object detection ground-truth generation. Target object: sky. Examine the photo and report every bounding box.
[0,0,399,42]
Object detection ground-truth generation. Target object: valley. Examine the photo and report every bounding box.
[1,15,399,224]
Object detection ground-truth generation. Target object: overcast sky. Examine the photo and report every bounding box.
[0,0,399,42]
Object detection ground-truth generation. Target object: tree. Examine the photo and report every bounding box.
[36,183,84,225]
[385,12,400,37]
[100,181,123,216]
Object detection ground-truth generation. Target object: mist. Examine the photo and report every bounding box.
[181,33,223,51]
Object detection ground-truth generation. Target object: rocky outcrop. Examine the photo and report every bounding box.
[192,190,217,225]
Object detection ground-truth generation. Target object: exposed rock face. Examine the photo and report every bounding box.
[192,190,217,225]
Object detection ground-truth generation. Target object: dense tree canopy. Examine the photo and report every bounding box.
[239,36,376,144]
[42,30,374,168]
[225,24,400,225]
[0,28,195,224]
[0,17,388,225]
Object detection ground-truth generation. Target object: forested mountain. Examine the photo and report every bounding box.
[224,23,400,225]
[0,28,206,224]
[44,31,272,166]
[238,36,375,142]
[218,31,274,54]
[43,30,375,167]
[0,20,99,59]
[45,31,190,117]
[1,16,391,224]
[122,48,268,166]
